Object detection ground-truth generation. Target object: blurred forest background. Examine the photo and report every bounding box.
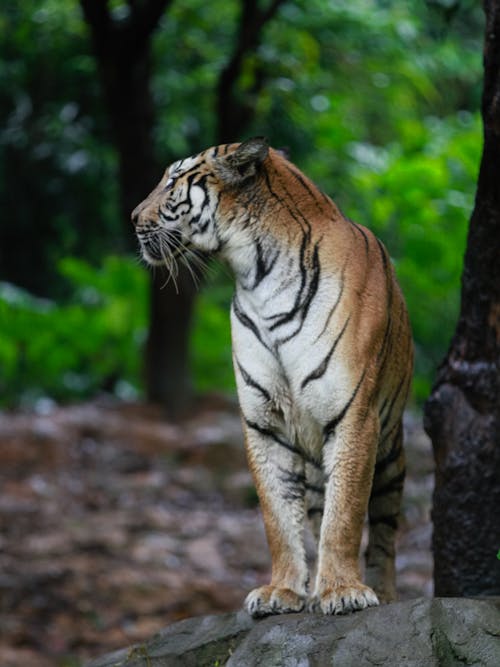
[0,0,485,412]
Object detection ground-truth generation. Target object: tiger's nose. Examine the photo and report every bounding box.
[131,204,142,228]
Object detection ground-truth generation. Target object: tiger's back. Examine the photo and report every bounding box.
[132,137,413,616]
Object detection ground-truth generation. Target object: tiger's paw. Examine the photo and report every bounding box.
[244,585,306,618]
[310,583,379,615]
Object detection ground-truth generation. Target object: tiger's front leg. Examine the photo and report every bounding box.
[312,409,380,615]
[242,420,309,617]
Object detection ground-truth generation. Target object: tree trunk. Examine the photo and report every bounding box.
[106,56,198,417]
[423,0,500,596]
[146,268,197,415]
[80,0,197,417]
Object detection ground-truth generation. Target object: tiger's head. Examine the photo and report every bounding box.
[131,137,270,270]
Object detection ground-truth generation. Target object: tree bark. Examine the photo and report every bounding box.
[80,0,197,416]
[424,0,500,596]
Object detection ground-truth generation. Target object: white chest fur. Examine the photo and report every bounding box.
[231,267,349,462]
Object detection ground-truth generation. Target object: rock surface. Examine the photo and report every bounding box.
[88,598,500,667]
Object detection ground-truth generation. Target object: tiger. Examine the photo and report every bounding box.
[131,137,413,617]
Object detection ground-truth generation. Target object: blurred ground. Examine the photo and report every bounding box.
[0,397,434,667]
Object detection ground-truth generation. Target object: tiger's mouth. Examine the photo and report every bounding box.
[138,229,189,267]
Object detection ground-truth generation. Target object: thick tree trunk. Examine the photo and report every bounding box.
[80,0,197,417]
[146,268,197,415]
[423,0,500,596]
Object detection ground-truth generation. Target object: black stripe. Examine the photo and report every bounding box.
[254,240,267,286]
[323,368,367,440]
[376,314,392,365]
[267,233,310,329]
[268,242,321,340]
[304,481,324,495]
[186,172,204,193]
[379,397,389,422]
[306,459,323,472]
[236,360,271,401]
[232,298,269,349]
[376,237,388,271]
[380,376,406,433]
[282,489,304,501]
[299,242,321,324]
[376,310,394,369]
[279,469,306,501]
[315,262,347,342]
[370,469,406,498]
[245,419,292,448]
[179,160,207,179]
[274,166,313,235]
[351,222,370,254]
[260,166,325,339]
[165,196,190,214]
[279,467,305,485]
[284,164,328,214]
[381,419,402,446]
[245,419,322,469]
[262,166,317,330]
[262,168,312,239]
[301,315,350,389]
[375,421,403,475]
[376,241,394,367]
[375,424,402,475]
[253,240,279,288]
[307,507,323,518]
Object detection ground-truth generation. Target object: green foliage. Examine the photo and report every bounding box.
[0,0,487,407]
[0,258,236,406]
[346,112,481,401]
[0,257,148,406]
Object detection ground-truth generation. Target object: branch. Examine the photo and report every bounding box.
[230,0,286,79]
[216,0,287,141]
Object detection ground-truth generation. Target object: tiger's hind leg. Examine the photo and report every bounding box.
[365,420,405,603]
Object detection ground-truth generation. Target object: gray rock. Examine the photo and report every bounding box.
[86,598,500,667]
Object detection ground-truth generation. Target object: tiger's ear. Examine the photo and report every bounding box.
[216,137,269,185]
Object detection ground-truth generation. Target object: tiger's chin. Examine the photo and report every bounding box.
[140,241,182,267]
[140,246,167,267]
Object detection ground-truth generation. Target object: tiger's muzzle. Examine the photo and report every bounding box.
[137,224,188,267]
